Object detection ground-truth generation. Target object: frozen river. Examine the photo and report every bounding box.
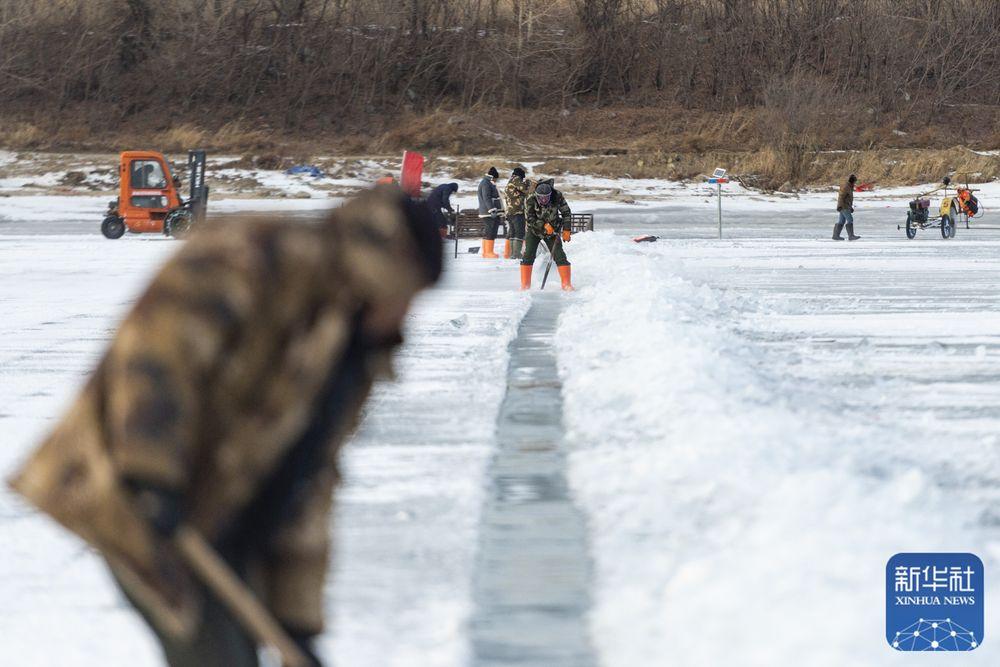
[2,196,1000,665]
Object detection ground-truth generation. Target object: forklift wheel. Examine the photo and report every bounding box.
[164,209,193,239]
[101,215,125,239]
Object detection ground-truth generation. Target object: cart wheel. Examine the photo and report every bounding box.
[905,212,917,239]
[941,213,955,239]
[101,215,125,239]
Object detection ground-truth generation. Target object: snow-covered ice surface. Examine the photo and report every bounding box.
[324,251,529,666]
[5,184,1000,665]
[0,236,176,665]
[559,217,1000,664]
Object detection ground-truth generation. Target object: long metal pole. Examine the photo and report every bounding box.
[717,181,722,239]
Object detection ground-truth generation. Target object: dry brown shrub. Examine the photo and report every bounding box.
[158,125,207,152]
[214,123,275,152]
[3,123,45,149]
[374,112,530,155]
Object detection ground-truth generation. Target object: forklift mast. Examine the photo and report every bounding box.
[187,150,209,223]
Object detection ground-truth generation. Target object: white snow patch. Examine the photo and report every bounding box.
[558,231,1000,665]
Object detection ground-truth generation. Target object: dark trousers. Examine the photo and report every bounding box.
[508,213,525,241]
[482,214,500,240]
[431,209,450,232]
[521,229,569,267]
[114,569,261,667]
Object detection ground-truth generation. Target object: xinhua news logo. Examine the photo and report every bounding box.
[886,553,983,651]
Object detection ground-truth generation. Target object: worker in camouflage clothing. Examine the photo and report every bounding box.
[504,167,530,260]
[520,178,574,291]
[9,187,442,667]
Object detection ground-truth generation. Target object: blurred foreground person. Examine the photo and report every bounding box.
[9,188,442,667]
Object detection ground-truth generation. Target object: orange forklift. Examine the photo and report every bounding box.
[101,150,208,239]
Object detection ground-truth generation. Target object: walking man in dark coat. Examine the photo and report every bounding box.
[9,187,442,667]
[835,174,860,241]
[427,182,458,237]
[478,167,502,258]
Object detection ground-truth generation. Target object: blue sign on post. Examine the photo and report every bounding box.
[886,553,983,651]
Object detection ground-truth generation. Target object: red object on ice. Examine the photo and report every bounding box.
[401,151,424,197]
[633,235,659,243]
[855,182,874,192]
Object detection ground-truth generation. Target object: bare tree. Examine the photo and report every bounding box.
[1,0,1000,137]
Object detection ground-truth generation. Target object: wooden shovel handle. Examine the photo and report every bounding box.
[174,526,310,667]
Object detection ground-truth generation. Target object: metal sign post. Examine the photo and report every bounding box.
[708,167,728,239]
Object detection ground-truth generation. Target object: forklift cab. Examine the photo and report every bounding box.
[102,149,208,239]
[118,151,183,233]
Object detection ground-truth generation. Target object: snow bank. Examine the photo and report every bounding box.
[558,231,1000,665]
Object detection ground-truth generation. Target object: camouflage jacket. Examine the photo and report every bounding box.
[9,189,434,638]
[525,178,571,236]
[504,175,530,216]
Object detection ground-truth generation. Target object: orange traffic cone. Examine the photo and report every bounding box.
[520,264,533,290]
[482,239,499,258]
[558,265,574,291]
[503,238,512,259]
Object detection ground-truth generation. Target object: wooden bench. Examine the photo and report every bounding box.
[448,210,594,255]
[452,210,506,240]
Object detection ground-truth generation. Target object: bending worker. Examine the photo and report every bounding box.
[520,178,574,291]
[427,182,458,237]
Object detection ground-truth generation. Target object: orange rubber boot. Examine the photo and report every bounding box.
[520,264,533,290]
[482,239,499,258]
[558,265,574,291]
[503,238,512,259]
